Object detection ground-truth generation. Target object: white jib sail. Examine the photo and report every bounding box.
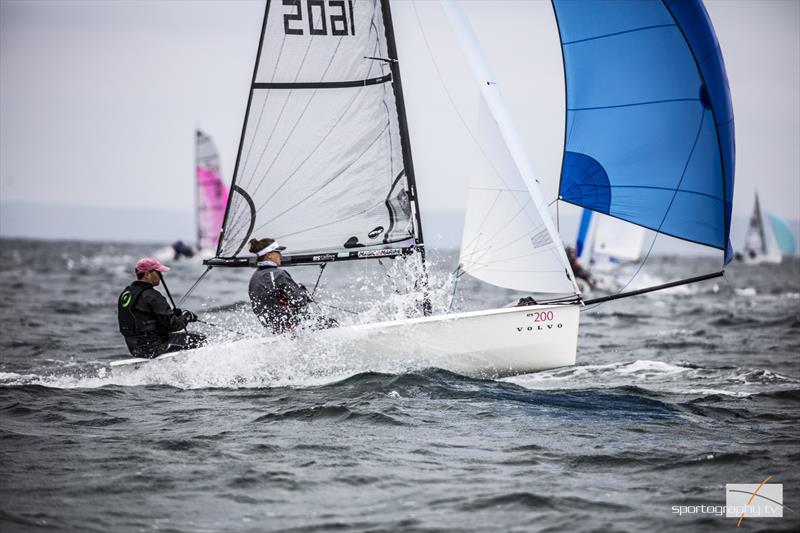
[441,0,578,295]
[592,214,647,262]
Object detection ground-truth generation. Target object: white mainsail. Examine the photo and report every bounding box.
[217,0,418,259]
[441,1,578,295]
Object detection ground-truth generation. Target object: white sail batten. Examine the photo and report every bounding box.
[441,1,578,295]
[217,0,416,259]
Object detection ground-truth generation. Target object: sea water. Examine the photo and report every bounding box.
[1,238,798,532]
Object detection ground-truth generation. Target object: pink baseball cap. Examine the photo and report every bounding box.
[135,257,170,273]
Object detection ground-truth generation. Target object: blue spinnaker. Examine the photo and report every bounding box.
[575,209,593,258]
[553,0,735,263]
[766,213,798,256]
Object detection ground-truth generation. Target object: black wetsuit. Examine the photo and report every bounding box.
[570,259,594,288]
[118,281,203,358]
[249,264,311,334]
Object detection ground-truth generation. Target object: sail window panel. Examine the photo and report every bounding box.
[563,28,698,111]
[554,0,673,45]
[258,0,388,85]
[222,81,411,256]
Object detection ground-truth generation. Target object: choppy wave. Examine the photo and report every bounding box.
[2,241,799,532]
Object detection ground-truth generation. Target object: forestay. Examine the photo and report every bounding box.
[553,0,735,263]
[442,1,578,296]
[215,0,419,262]
[196,130,229,251]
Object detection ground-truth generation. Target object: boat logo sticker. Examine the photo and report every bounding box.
[121,290,132,308]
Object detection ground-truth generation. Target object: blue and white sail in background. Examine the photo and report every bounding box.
[742,192,797,263]
[575,209,647,266]
[766,213,797,257]
[553,0,735,263]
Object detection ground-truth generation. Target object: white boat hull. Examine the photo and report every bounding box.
[111,303,581,378]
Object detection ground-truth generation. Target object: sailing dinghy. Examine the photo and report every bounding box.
[575,210,648,269]
[739,192,796,264]
[194,129,230,259]
[153,130,230,262]
[114,0,736,377]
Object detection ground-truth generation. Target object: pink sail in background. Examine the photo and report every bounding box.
[196,130,229,251]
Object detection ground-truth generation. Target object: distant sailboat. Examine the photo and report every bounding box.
[194,129,230,259]
[155,130,230,262]
[575,209,647,267]
[116,0,736,376]
[740,192,796,263]
[573,209,648,292]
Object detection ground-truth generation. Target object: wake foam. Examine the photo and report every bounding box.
[505,359,799,397]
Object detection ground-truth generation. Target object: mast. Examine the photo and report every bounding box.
[213,1,271,258]
[194,129,200,250]
[380,0,431,314]
[754,193,767,255]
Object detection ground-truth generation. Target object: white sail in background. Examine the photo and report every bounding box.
[441,1,578,295]
[195,130,229,252]
[591,215,647,263]
[217,0,417,259]
[742,193,782,264]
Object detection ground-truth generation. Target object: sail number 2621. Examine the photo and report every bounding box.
[283,0,356,36]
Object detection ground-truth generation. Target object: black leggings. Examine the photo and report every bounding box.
[163,332,207,354]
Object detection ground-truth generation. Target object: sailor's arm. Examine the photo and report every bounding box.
[276,271,310,308]
[146,291,190,332]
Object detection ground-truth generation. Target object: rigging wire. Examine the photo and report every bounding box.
[177,266,213,308]
[310,263,327,298]
[447,266,465,312]
[313,300,360,315]
[197,319,248,337]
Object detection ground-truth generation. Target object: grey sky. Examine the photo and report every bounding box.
[1,0,798,241]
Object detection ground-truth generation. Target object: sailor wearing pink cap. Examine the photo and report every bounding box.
[117,258,204,358]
